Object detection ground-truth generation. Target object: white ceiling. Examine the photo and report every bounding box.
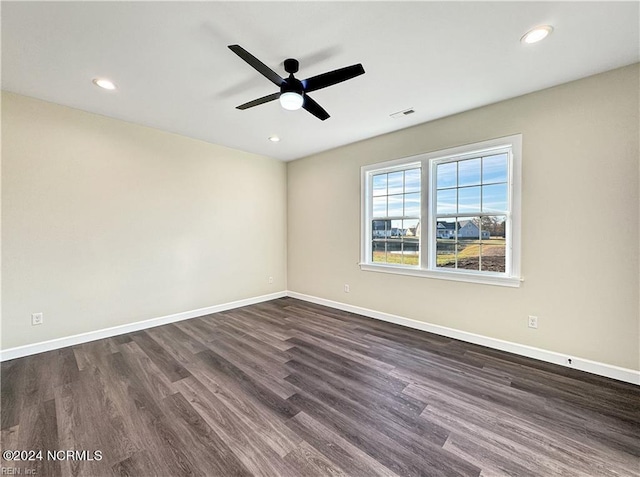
[2,2,638,161]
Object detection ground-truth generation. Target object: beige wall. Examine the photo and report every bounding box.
[2,92,287,349]
[287,64,640,371]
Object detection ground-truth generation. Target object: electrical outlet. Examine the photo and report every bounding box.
[344,284,350,293]
[528,315,538,329]
[32,312,43,326]
[268,276,274,284]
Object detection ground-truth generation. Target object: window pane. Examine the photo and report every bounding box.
[436,240,456,268]
[458,186,481,213]
[402,240,419,266]
[481,215,506,239]
[437,162,456,189]
[387,171,404,195]
[437,189,456,214]
[482,183,508,213]
[481,242,506,273]
[458,158,481,187]
[404,192,420,217]
[372,174,387,196]
[404,168,421,193]
[372,240,386,262]
[390,219,403,238]
[386,240,403,264]
[403,219,420,237]
[372,220,389,238]
[436,218,456,240]
[387,194,403,216]
[372,196,387,217]
[457,240,480,271]
[457,217,481,239]
[482,154,508,184]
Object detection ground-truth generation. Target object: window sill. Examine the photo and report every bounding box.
[359,263,522,287]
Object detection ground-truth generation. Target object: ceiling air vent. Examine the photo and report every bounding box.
[390,108,415,119]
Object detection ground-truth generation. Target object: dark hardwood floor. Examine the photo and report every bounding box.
[1,298,639,476]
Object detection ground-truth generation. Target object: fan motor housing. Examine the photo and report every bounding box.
[281,77,304,96]
[284,58,299,74]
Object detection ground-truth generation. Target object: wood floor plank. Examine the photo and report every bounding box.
[285,371,451,452]
[173,318,220,346]
[76,361,140,469]
[425,405,599,476]
[286,343,409,395]
[129,331,191,382]
[104,352,197,476]
[0,425,20,452]
[287,391,481,477]
[0,358,25,429]
[407,382,640,476]
[285,412,400,477]
[1,297,638,476]
[144,323,205,364]
[224,308,294,341]
[285,369,436,447]
[215,322,292,366]
[196,348,298,419]
[174,376,296,476]
[285,358,426,419]
[21,352,55,407]
[282,440,348,477]
[15,400,61,477]
[208,332,292,383]
[116,341,177,403]
[161,391,254,476]
[53,383,87,477]
[288,327,396,372]
[175,371,302,458]
[111,450,160,477]
[442,433,537,477]
[222,314,295,351]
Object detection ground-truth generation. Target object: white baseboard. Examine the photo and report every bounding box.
[0,291,287,362]
[286,291,640,385]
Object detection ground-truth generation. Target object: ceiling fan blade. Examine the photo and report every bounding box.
[228,45,284,87]
[303,95,330,121]
[302,64,365,93]
[236,92,280,110]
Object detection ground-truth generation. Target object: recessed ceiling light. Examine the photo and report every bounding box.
[92,78,117,90]
[268,135,280,142]
[521,25,553,44]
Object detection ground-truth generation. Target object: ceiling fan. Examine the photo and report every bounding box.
[228,45,365,121]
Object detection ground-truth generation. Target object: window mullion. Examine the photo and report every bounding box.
[423,158,432,271]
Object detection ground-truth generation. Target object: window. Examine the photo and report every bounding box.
[361,135,521,287]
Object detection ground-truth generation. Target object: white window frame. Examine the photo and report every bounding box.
[360,134,522,287]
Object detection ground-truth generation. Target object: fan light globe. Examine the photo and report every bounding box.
[280,92,304,111]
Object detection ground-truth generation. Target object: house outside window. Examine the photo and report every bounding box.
[361,135,522,287]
